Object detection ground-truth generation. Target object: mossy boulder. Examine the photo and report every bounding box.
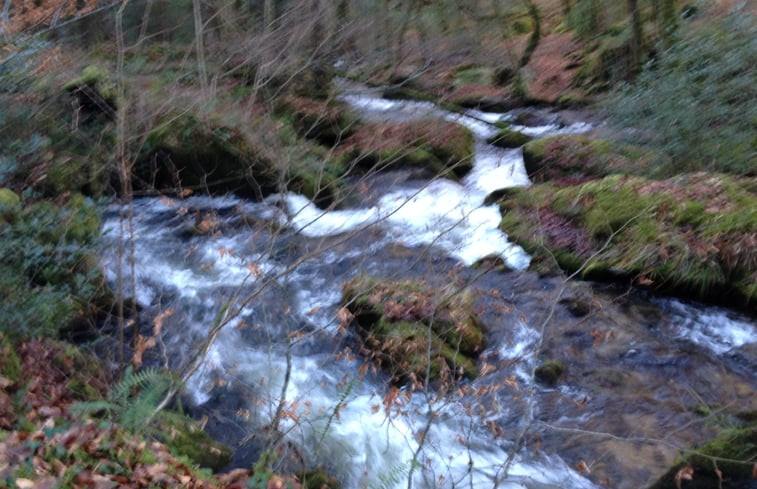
[336,120,474,179]
[535,360,564,385]
[487,127,532,148]
[499,173,757,308]
[342,276,485,387]
[137,114,340,205]
[276,95,358,146]
[647,420,757,489]
[521,135,662,183]
[137,114,277,198]
[63,65,116,117]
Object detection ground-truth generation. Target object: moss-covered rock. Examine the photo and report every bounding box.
[63,65,117,117]
[521,135,662,183]
[0,188,20,206]
[276,95,358,146]
[137,114,341,205]
[487,127,532,148]
[535,360,564,385]
[499,173,757,308]
[647,420,757,489]
[342,276,484,387]
[336,120,474,180]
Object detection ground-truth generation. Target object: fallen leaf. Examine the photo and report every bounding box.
[576,460,591,475]
[675,466,694,489]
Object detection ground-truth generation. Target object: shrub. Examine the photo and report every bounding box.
[604,10,756,176]
[0,194,105,338]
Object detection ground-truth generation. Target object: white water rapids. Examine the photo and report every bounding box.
[100,93,756,489]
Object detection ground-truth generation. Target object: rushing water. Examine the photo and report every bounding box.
[100,91,757,489]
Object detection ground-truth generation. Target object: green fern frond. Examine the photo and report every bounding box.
[370,460,415,489]
[69,399,116,418]
[109,366,169,405]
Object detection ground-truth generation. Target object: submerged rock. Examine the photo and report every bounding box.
[499,173,757,308]
[342,276,484,387]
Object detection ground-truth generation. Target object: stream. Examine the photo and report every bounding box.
[100,88,757,489]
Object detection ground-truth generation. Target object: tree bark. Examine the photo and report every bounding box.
[518,0,540,68]
[627,0,643,76]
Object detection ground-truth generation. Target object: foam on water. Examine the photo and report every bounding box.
[279,179,530,269]
[661,299,757,354]
[188,326,596,489]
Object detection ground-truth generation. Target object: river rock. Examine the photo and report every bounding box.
[342,276,484,387]
[136,114,342,206]
[336,119,474,180]
[499,173,757,309]
[275,95,357,146]
[486,127,532,148]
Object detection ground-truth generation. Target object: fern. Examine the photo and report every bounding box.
[71,366,173,434]
[317,378,356,446]
[369,460,416,489]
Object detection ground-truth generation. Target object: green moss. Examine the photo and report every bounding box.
[343,276,484,386]
[0,188,20,206]
[159,412,232,471]
[535,360,564,385]
[452,66,495,88]
[648,421,757,489]
[497,174,757,308]
[487,127,532,148]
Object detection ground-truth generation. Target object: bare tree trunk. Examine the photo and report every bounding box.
[627,0,643,76]
[193,0,208,96]
[518,0,540,68]
[264,0,275,32]
[0,0,11,40]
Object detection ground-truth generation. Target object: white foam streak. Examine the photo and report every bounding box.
[663,300,757,354]
[279,179,530,269]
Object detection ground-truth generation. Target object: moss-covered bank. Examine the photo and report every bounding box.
[342,276,484,387]
[498,173,757,308]
[336,119,475,180]
[521,134,662,183]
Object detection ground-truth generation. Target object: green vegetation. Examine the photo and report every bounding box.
[648,419,757,489]
[0,193,107,339]
[342,276,484,386]
[487,127,532,148]
[605,10,756,176]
